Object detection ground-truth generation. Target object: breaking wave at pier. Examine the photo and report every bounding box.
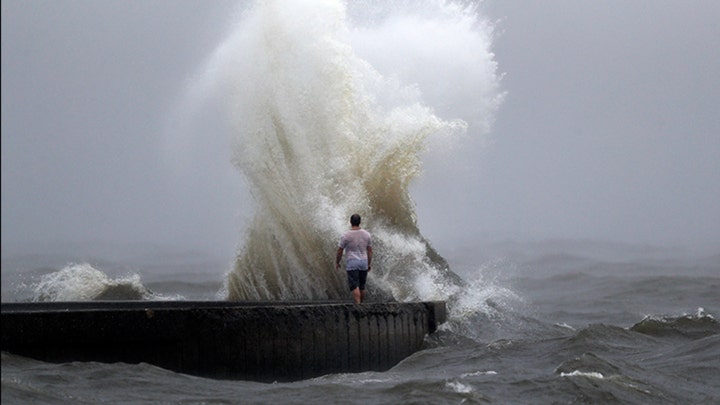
[187,0,503,304]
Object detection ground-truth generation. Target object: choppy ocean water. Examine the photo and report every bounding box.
[4,0,718,403]
[2,241,718,404]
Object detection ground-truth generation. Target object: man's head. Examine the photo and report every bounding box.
[350,214,361,227]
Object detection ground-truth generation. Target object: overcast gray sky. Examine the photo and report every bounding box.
[2,0,719,260]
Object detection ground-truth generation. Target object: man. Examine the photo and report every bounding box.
[336,213,372,304]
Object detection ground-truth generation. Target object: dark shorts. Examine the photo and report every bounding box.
[347,270,368,291]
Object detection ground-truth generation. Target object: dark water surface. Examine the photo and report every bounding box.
[2,242,719,404]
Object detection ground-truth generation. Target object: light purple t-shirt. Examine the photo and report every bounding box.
[338,229,372,262]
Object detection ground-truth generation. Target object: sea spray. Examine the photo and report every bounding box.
[190,0,503,303]
[31,263,156,301]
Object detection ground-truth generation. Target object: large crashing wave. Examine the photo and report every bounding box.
[192,0,503,301]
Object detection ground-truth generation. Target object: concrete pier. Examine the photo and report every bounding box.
[1,301,446,382]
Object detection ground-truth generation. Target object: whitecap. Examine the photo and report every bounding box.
[560,370,605,379]
[446,380,473,393]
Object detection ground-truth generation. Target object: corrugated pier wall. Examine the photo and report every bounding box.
[1,301,446,382]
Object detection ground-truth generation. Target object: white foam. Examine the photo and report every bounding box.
[461,370,498,377]
[446,380,474,393]
[31,262,165,301]
[560,370,605,379]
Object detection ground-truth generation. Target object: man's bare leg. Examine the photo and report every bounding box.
[352,287,361,304]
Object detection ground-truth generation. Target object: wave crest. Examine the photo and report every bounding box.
[630,308,719,339]
[31,263,158,302]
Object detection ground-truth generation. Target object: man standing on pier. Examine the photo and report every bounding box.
[336,214,372,304]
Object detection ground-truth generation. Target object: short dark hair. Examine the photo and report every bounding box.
[350,214,361,226]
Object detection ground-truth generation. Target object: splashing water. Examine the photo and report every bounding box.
[32,263,156,302]
[187,0,503,305]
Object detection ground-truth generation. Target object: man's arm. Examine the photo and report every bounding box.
[367,246,372,271]
[336,247,344,270]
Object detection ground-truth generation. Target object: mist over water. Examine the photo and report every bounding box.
[184,0,503,304]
